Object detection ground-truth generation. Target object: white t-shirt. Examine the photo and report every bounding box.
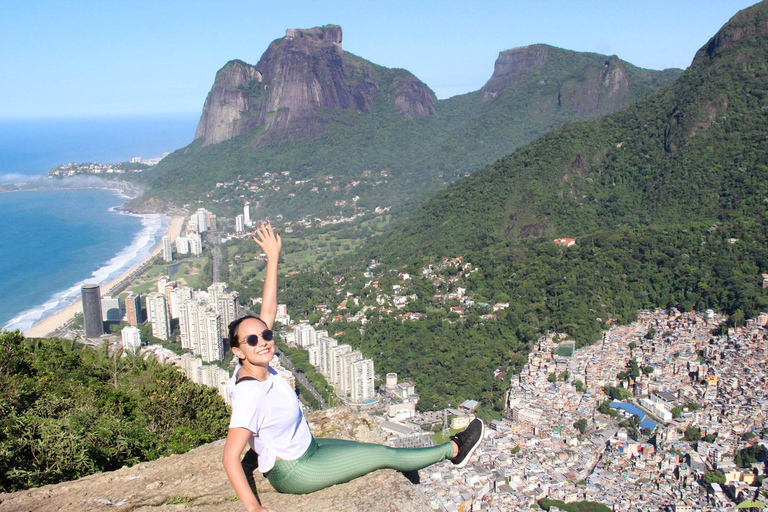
[228,365,312,473]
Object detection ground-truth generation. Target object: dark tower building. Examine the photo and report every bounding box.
[125,292,142,326]
[81,284,104,338]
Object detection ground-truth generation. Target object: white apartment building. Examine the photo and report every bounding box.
[175,236,190,255]
[178,297,224,362]
[188,233,203,256]
[235,214,245,233]
[275,303,291,325]
[244,201,251,227]
[294,323,317,348]
[169,285,192,320]
[351,358,375,403]
[146,292,170,341]
[101,296,122,322]
[209,282,239,335]
[317,331,335,375]
[162,235,173,262]
[197,208,209,233]
[340,349,363,396]
[121,325,141,353]
[308,344,321,366]
[329,344,352,386]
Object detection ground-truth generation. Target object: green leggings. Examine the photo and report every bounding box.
[265,437,454,494]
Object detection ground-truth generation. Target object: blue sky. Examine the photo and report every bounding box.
[0,0,758,119]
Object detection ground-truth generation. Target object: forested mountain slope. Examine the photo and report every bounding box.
[282,1,768,411]
[369,1,768,333]
[129,28,679,219]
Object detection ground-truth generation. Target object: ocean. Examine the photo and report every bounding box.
[0,114,198,332]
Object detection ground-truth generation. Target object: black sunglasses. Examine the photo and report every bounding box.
[243,329,274,346]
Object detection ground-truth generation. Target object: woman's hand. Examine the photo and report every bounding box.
[252,221,281,262]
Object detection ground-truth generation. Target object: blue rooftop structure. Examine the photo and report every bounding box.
[610,400,658,432]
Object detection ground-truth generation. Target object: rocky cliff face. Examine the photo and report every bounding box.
[0,408,433,512]
[194,25,436,146]
[480,44,652,117]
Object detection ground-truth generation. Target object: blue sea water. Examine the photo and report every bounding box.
[0,114,198,181]
[0,114,198,332]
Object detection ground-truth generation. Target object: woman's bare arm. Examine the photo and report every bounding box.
[252,222,281,329]
[222,427,280,512]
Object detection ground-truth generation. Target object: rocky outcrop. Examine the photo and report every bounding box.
[194,25,436,146]
[480,44,660,117]
[0,408,433,512]
[394,75,437,117]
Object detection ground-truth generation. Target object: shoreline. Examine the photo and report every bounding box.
[23,215,184,338]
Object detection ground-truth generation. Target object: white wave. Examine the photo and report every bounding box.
[4,212,170,333]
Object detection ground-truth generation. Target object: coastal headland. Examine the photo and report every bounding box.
[23,215,184,338]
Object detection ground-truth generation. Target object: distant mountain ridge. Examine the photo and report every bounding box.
[130,27,680,217]
[390,1,768,251]
[362,0,768,343]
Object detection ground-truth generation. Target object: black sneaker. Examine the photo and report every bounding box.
[449,418,485,468]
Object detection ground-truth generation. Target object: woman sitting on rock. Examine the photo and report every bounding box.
[222,222,484,512]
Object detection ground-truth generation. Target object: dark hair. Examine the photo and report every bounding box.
[227,315,266,351]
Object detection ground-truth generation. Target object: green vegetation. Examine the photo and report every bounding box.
[703,470,726,486]
[0,330,229,492]
[735,443,765,468]
[684,426,702,442]
[538,498,611,512]
[574,419,588,434]
[602,386,631,401]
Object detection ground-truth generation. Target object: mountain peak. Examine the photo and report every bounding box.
[193,25,435,147]
[285,24,343,46]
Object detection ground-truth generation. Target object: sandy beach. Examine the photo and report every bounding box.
[23,215,185,338]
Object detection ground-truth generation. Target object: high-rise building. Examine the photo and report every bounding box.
[162,235,173,262]
[275,303,290,325]
[244,201,251,227]
[340,349,362,396]
[235,214,245,233]
[351,358,375,403]
[175,236,190,255]
[198,309,223,362]
[317,332,337,375]
[329,344,352,386]
[101,295,122,322]
[121,325,141,353]
[146,292,170,340]
[189,233,203,256]
[178,298,223,361]
[197,208,208,233]
[125,293,142,325]
[294,323,316,348]
[188,214,199,234]
[157,276,168,294]
[81,284,104,338]
[308,344,320,367]
[169,286,192,320]
[216,291,239,336]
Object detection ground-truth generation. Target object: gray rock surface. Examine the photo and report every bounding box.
[0,408,433,512]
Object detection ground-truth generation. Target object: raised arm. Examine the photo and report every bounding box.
[253,221,281,329]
